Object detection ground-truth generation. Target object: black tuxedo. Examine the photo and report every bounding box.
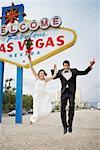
[51,66,91,128]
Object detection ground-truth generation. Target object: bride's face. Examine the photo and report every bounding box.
[38,71,46,80]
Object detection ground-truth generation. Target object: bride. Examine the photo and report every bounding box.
[28,54,57,124]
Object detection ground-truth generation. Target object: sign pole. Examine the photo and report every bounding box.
[0,62,4,123]
[0,7,6,123]
[15,67,23,123]
[15,4,24,123]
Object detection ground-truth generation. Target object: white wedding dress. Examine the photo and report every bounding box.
[30,79,52,123]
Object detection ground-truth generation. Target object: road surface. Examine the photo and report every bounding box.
[0,110,100,150]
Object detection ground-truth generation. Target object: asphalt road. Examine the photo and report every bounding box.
[0,110,100,150]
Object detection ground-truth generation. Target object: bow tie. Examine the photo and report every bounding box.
[64,71,69,73]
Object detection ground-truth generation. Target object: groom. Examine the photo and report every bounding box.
[51,59,95,134]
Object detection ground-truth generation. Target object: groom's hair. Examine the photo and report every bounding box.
[63,60,70,66]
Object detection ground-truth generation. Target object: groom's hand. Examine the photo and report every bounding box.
[90,59,95,69]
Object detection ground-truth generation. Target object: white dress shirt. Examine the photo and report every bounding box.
[62,69,72,88]
[62,69,72,81]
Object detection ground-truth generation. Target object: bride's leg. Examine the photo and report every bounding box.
[30,95,38,124]
[30,120,33,125]
[30,115,38,124]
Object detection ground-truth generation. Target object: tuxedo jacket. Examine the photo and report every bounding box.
[51,66,91,100]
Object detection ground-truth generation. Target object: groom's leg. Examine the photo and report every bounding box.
[61,98,68,128]
[68,94,75,132]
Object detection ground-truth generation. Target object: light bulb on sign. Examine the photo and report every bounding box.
[50,16,62,28]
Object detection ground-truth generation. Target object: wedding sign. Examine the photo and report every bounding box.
[0,13,77,68]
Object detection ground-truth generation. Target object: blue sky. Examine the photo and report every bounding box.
[0,0,100,102]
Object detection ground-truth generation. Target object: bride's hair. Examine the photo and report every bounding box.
[38,69,47,76]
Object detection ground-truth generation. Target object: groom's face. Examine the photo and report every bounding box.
[63,63,70,70]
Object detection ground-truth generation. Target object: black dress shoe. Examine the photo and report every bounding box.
[63,125,69,134]
[68,126,72,133]
[64,127,67,134]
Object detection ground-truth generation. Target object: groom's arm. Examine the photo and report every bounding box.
[74,66,92,76]
[74,59,95,75]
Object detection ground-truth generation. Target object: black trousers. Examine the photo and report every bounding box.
[61,94,75,128]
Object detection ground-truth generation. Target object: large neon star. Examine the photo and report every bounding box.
[0,2,26,24]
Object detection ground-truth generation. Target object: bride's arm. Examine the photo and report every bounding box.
[45,64,57,83]
[28,54,38,79]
